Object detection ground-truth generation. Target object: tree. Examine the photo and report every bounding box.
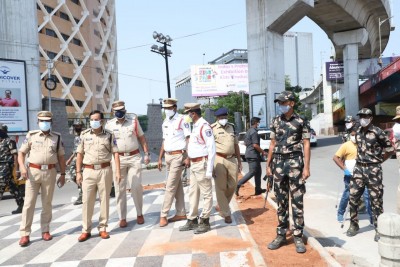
[284,75,306,117]
[201,92,249,124]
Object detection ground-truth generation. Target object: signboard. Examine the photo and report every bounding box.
[326,61,344,81]
[0,58,29,132]
[251,94,267,128]
[191,64,249,97]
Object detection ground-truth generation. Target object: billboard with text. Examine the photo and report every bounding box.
[191,64,249,97]
[0,58,28,132]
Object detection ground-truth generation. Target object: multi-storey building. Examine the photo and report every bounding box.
[37,0,118,115]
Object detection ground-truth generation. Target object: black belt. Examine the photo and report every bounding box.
[273,151,302,160]
[356,162,381,167]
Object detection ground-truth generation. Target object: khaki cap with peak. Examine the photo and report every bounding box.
[112,100,125,111]
[37,111,53,121]
[163,98,178,108]
[393,106,400,120]
[184,103,201,113]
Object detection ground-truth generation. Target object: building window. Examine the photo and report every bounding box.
[71,0,80,5]
[76,59,82,66]
[62,77,72,84]
[61,55,71,63]
[74,80,83,87]
[45,28,57,38]
[61,33,70,41]
[74,17,80,24]
[94,48,100,55]
[72,38,82,46]
[37,4,40,10]
[96,67,102,74]
[59,12,70,21]
[93,29,100,37]
[44,5,54,14]
[47,51,57,59]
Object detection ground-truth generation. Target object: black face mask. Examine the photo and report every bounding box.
[115,110,126,119]
[0,131,8,139]
[74,127,82,134]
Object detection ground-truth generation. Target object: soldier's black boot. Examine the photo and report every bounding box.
[194,217,211,234]
[267,234,286,250]
[74,189,82,205]
[11,204,23,214]
[294,236,306,253]
[179,218,198,231]
[346,223,359,237]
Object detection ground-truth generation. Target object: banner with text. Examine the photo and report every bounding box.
[191,64,249,97]
[0,58,28,132]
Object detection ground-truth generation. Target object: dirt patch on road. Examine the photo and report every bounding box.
[236,182,326,267]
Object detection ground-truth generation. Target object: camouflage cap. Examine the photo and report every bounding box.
[73,119,85,126]
[184,103,201,113]
[162,98,178,108]
[274,91,296,103]
[357,108,373,116]
[37,110,53,121]
[344,115,355,122]
[112,100,125,111]
[393,106,400,120]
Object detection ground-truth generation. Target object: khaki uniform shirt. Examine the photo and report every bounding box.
[211,122,237,156]
[19,130,65,164]
[77,128,118,165]
[105,115,144,153]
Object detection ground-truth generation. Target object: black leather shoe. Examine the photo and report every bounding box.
[12,205,23,214]
[255,188,266,195]
[267,234,286,250]
[294,236,306,253]
[346,223,359,237]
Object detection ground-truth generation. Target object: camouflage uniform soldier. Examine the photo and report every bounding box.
[342,116,356,143]
[392,106,400,214]
[266,91,311,253]
[0,123,24,213]
[66,121,84,205]
[347,108,393,242]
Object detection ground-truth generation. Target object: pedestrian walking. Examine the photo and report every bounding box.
[392,106,400,214]
[179,103,216,234]
[235,117,266,196]
[347,108,394,242]
[105,100,150,227]
[66,120,84,205]
[157,98,190,227]
[211,107,242,224]
[266,91,311,253]
[0,123,24,213]
[17,111,66,247]
[76,110,121,242]
[333,127,373,225]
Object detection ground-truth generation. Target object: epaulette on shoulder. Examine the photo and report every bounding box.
[81,129,91,134]
[108,117,117,123]
[29,130,41,135]
[104,129,113,135]
[211,122,218,128]
[52,131,61,136]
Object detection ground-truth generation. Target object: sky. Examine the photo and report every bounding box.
[115,1,399,115]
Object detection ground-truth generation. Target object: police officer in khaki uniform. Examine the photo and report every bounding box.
[179,103,216,234]
[211,107,242,224]
[76,110,120,242]
[105,100,150,227]
[18,111,66,247]
[157,98,191,227]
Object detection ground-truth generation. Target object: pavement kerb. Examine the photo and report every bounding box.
[265,195,342,267]
[231,197,268,267]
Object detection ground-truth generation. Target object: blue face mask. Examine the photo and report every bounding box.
[90,120,102,129]
[38,121,51,131]
[115,110,126,119]
[279,105,291,114]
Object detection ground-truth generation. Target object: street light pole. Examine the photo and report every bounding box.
[378,16,393,67]
[151,31,173,98]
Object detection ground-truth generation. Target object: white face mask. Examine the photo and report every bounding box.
[279,104,291,114]
[350,135,356,143]
[90,120,102,129]
[38,121,51,131]
[360,118,371,127]
[165,109,175,118]
[345,123,353,129]
[218,119,228,126]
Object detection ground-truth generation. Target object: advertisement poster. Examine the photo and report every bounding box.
[251,94,267,128]
[0,58,28,132]
[191,64,249,97]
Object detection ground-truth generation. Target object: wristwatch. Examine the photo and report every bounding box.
[145,152,150,156]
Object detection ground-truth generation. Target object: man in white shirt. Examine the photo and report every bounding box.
[179,103,216,234]
[157,98,191,227]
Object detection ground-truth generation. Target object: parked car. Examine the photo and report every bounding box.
[310,128,318,147]
[238,130,271,161]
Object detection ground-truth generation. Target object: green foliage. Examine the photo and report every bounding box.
[201,92,249,124]
[138,115,148,132]
[284,77,303,114]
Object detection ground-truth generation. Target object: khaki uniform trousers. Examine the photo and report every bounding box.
[20,168,57,236]
[161,153,186,217]
[113,154,143,219]
[188,158,213,220]
[82,167,112,233]
[214,156,238,217]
